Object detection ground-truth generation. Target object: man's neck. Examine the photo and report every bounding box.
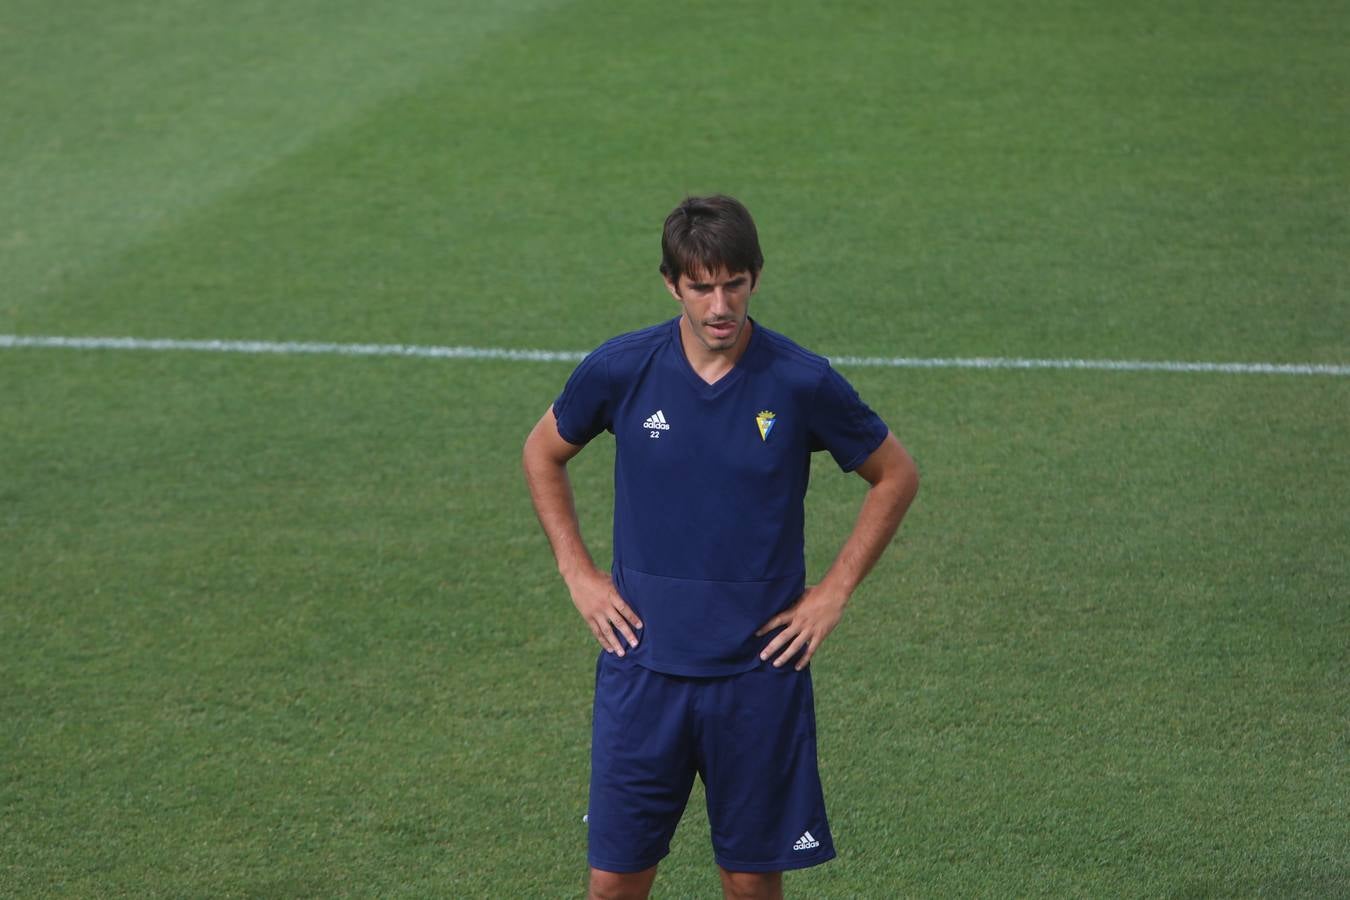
[678,317,753,385]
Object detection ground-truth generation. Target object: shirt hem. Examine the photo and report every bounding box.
[617,563,806,587]
[635,657,763,678]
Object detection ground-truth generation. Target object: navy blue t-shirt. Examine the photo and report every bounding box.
[553,317,889,676]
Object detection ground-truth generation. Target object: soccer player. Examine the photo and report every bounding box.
[522,195,919,900]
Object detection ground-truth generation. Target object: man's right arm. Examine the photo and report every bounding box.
[522,406,642,656]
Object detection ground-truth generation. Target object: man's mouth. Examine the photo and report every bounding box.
[706,321,736,338]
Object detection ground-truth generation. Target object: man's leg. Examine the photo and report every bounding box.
[588,655,696,884]
[588,865,658,900]
[718,867,782,900]
[699,663,836,876]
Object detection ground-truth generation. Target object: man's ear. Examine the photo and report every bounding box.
[663,275,682,301]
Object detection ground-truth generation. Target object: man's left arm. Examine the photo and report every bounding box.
[756,432,920,670]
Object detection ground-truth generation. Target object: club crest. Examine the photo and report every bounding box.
[755,410,776,441]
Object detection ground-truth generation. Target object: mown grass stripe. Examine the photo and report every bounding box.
[2,334,1347,377]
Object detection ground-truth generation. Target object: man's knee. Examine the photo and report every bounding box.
[588,865,658,900]
[718,868,783,900]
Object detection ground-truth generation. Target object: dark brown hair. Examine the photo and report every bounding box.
[659,195,764,289]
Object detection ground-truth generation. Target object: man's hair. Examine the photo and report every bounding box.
[659,195,764,288]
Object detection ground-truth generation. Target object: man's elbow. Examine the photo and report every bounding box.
[876,440,919,511]
[858,434,918,498]
[522,420,551,474]
[523,415,582,474]
[901,443,919,487]
[893,451,920,504]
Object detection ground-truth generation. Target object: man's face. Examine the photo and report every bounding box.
[665,266,759,354]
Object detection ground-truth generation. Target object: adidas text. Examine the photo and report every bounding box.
[793,830,821,851]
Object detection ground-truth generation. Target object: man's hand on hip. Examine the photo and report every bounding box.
[567,567,643,657]
[755,585,847,671]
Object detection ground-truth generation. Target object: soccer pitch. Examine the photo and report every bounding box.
[2,1,1346,896]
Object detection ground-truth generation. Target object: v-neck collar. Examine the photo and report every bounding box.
[668,316,759,399]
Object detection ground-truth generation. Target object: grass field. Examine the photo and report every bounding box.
[2,0,1347,896]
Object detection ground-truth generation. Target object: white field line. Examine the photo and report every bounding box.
[0,334,585,363]
[2,333,1348,377]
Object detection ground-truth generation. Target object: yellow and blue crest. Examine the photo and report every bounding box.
[755,410,776,441]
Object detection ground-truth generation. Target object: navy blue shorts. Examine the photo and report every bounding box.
[587,651,836,874]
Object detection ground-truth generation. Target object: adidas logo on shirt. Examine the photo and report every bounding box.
[793,830,821,851]
[643,410,671,431]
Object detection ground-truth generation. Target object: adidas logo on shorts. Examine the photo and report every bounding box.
[792,830,821,851]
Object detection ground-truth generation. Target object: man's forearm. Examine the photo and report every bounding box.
[522,410,603,585]
[818,440,919,602]
[819,482,913,597]
[523,454,597,583]
[754,440,918,669]
[522,411,643,656]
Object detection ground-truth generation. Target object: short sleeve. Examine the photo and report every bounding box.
[807,365,889,471]
[552,351,612,446]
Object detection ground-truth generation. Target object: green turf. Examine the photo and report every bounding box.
[2,0,1346,896]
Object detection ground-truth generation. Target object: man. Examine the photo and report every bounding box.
[522,195,919,900]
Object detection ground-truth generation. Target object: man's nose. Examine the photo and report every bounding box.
[710,289,730,314]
